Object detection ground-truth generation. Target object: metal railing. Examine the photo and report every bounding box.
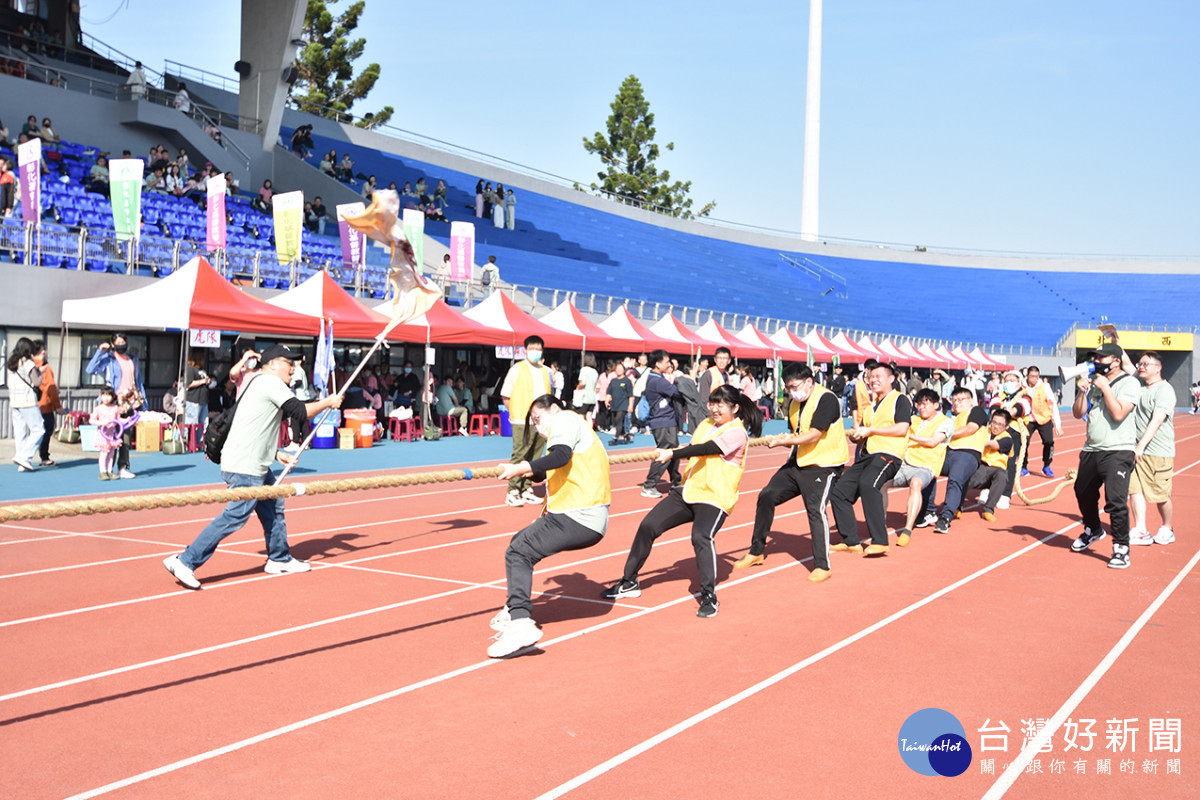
[163,59,239,95]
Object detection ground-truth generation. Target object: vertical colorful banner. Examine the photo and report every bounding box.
[206,172,227,250]
[401,208,425,274]
[449,221,475,282]
[272,190,304,264]
[17,137,41,224]
[109,158,144,242]
[335,202,367,270]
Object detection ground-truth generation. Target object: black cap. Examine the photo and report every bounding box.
[259,344,299,364]
[1088,342,1124,360]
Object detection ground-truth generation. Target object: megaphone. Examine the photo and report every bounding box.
[1059,362,1096,382]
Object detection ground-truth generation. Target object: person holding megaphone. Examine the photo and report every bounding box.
[1068,342,1142,570]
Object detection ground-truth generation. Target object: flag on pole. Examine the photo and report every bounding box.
[314,319,334,397]
[449,221,475,282]
[272,190,304,265]
[17,137,41,224]
[401,207,425,273]
[336,202,367,271]
[342,190,440,330]
[109,158,144,242]
[206,172,227,250]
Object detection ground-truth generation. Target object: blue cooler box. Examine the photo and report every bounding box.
[312,410,340,449]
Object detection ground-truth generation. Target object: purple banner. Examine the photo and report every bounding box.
[336,202,367,269]
[17,138,41,224]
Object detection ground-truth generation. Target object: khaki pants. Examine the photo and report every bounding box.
[508,422,546,493]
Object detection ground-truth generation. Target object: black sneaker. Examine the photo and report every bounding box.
[1071,526,1107,553]
[1107,543,1130,570]
[934,516,951,534]
[697,591,719,618]
[601,578,642,599]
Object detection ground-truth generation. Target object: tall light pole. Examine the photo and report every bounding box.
[799,0,822,242]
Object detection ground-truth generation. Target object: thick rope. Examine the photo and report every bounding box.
[1012,421,1077,506]
[0,437,775,523]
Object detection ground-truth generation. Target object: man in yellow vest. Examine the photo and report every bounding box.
[1020,365,1062,478]
[732,364,847,581]
[891,388,953,546]
[830,362,910,556]
[931,387,991,533]
[698,347,731,405]
[500,335,554,507]
[966,409,1015,521]
[987,370,1033,511]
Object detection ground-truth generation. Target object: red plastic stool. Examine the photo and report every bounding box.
[468,414,490,436]
[389,417,419,442]
[68,410,91,427]
[181,423,204,453]
[488,414,502,435]
[437,415,461,436]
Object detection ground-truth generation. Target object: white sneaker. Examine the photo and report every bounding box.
[979,489,989,504]
[489,606,511,632]
[520,488,540,504]
[1154,527,1176,545]
[997,496,1010,510]
[163,555,201,590]
[504,490,526,507]
[1129,527,1155,546]
[264,557,311,574]
[487,616,543,658]
[13,457,35,472]
[119,468,136,479]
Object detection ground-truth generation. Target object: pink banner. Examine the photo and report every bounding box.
[449,221,474,282]
[17,138,41,224]
[206,173,226,250]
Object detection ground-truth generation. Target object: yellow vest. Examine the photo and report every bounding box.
[1029,381,1055,425]
[905,413,949,472]
[789,385,849,468]
[862,390,907,457]
[507,360,553,422]
[950,408,990,454]
[682,418,747,513]
[981,432,1013,469]
[853,378,871,424]
[546,411,612,513]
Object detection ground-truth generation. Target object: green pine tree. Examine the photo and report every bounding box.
[293,0,393,128]
[582,75,714,219]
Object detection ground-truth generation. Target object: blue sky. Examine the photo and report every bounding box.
[82,0,1199,256]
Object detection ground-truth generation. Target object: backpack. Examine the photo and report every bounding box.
[480,268,492,287]
[203,376,260,464]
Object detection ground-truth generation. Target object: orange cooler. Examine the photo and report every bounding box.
[344,409,376,448]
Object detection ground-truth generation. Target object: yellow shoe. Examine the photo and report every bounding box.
[808,568,832,582]
[896,530,911,547]
[865,543,889,556]
[831,543,864,554]
[954,509,962,520]
[733,553,766,569]
[982,511,996,522]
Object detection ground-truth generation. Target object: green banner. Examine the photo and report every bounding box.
[402,208,425,273]
[109,159,144,242]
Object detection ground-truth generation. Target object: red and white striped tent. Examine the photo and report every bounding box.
[798,329,843,363]
[898,341,934,369]
[969,346,1013,371]
[855,335,885,362]
[934,345,969,370]
[736,323,808,362]
[269,270,392,340]
[917,343,948,369]
[828,332,869,363]
[596,306,681,353]
[695,318,774,360]
[877,337,911,366]
[61,255,317,335]
[462,292,583,350]
[371,297,510,346]
[538,301,642,353]
[649,313,709,355]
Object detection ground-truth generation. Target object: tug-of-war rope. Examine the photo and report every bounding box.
[0,427,1076,524]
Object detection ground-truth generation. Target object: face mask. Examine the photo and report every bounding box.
[527,351,543,364]
[789,388,809,403]
[1003,381,1019,394]
[534,418,551,438]
[404,367,412,374]
[113,344,128,355]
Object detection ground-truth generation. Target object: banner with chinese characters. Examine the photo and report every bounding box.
[189,329,221,348]
[16,137,40,224]
[449,221,474,282]
[109,158,144,242]
[1073,329,1193,352]
[205,172,226,250]
[401,207,425,275]
[336,202,367,270]
[272,190,304,265]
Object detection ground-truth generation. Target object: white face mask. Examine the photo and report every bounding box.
[534,417,551,438]
[1003,381,1019,394]
[789,388,809,403]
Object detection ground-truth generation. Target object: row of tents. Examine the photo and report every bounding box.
[61,256,1012,371]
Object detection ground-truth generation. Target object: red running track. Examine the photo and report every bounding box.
[1,417,1197,799]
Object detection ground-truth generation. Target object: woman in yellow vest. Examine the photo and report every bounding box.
[490,394,612,657]
[500,335,555,507]
[964,408,1015,522]
[732,364,847,582]
[603,385,762,618]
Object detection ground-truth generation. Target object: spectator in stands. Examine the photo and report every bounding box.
[415,178,428,202]
[434,179,448,210]
[253,179,273,212]
[304,201,318,233]
[124,61,147,100]
[479,255,500,294]
[491,184,505,228]
[0,119,10,146]
[424,203,447,224]
[339,152,355,181]
[318,151,336,177]
[505,188,516,230]
[175,147,189,175]
[144,165,166,193]
[361,174,376,200]
[434,253,452,298]
[402,181,416,198]
[163,164,184,196]
[224,171,239,195]
[38,117,59,145]
[182,169,207,203]
[290,124,313,158]
[311,196,328,235]
[204,121,222,144]
[474,179,484,217]
[0,158,15,217]
[21,115,40,138]
[483,181,495,219]
[88,156,110,195]
[173,82,192,113]
[149,146,169,172]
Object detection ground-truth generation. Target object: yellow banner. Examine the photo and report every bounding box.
[1074,329,1194,352]
[272,190,304,265]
